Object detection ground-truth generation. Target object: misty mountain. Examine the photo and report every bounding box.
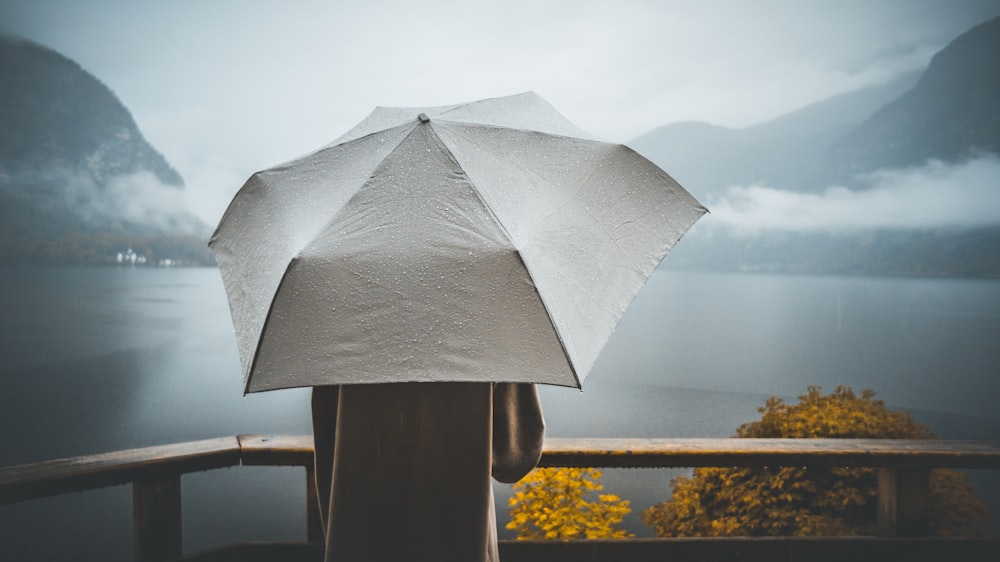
[632,72,920,197]
[0,34,210,265]
[636,16,1000,277]
[828,15,1000,182]
[634,15,1000,199]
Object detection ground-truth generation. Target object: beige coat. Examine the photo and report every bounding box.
[312,382,544,562]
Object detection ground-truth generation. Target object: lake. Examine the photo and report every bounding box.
[1,266,998,559]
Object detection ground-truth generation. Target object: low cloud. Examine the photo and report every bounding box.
[104,172,205,232]
[38,168,208,234]
[707,155,1000,233]
[24,158,254,235]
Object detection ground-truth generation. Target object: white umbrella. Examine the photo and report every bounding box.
[210,92,706,393]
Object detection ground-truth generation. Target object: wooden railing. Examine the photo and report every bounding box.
[2,436,999,562]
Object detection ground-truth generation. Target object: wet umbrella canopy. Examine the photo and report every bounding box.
[210,92,706,393]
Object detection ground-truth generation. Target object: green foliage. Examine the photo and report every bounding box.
[506,467,634,540]
[642,385,990,537]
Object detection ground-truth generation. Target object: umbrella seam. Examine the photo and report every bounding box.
[211,121,419,250]
[243,256,298,395]
[323,118,424,150]
[511,249,582,389]
[429,122,582,389]
[295,123,423,259]
[437,123,638,305]
[433,124,706,386]
[242,125,423,393]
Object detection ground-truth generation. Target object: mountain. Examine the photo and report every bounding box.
[631,72,920,198]
[633,16,1000,199]
[0,34,211,265]
[827,15,1000,182]
[634,16,1000,277]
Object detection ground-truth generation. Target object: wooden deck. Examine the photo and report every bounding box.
[173,538,1000,562]
[3,435,999,561]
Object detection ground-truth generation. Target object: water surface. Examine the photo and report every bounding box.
[1,267,997,558]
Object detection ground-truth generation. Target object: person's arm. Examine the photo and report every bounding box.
[491,383,545,483]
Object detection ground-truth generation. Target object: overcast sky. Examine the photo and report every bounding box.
[2,0,999,225]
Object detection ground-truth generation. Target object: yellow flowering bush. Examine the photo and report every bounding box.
[506,467,634,540]
[642,385,990,537]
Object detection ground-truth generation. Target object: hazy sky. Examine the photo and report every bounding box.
[2,0,999,225]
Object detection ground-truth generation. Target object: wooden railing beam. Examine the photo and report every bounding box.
[1,435,998,561]
[238,434,313,467]
[0,436,241,505]
[538,438,1000,469]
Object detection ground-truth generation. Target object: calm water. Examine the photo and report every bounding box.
[1,266,998,559]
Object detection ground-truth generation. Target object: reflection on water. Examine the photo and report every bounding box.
[1,267,999,558]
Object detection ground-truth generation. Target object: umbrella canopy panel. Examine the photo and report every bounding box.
[211,92,707,393]
[432,121,701,382]
[211,125,414,391]
[251,123,575,391]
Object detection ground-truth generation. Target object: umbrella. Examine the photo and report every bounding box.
[210,92,706,393]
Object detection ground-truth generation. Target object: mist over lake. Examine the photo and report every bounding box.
[2,266,998,558]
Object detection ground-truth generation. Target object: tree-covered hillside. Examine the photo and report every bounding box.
[0,35,211,265]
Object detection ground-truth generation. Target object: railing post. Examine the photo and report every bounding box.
[133,476,182,562]
[306,466,324,543]
[877,468,930,537]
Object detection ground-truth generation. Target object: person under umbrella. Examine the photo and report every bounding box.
[210,92,706,561]
[311,382,543,561]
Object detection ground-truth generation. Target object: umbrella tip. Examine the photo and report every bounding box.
[417,113,430,123]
